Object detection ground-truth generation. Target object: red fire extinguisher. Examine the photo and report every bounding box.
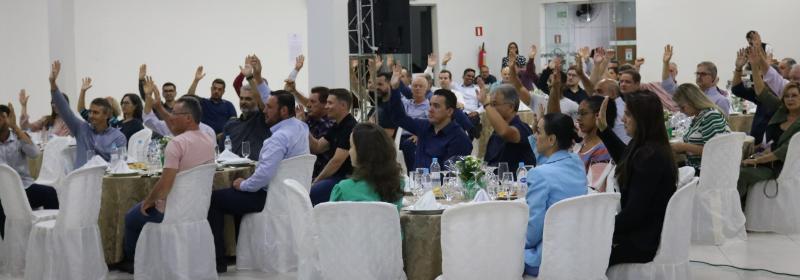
[478,42,487,68]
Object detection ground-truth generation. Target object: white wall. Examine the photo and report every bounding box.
[0,0,53,118]
[412,0,525,81]
[637,0,800,85]
[1,0,309,119]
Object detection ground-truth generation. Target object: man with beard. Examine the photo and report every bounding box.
[221,57,272,160]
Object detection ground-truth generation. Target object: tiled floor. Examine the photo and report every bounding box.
[104,232,800,280]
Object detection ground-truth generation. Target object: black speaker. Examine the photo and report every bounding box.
[348,0,410,54]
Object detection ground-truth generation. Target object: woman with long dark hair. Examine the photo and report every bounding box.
[596,91,677,266]
[524,112,586,277]
[117,93,145,142]
[501,41,528,69]
[329,122,404,210]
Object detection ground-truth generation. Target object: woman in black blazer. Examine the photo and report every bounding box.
[596,91,678,265]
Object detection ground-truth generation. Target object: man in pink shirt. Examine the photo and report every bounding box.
[117,96,215,273]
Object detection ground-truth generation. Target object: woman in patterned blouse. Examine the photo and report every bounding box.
[501,42,528,69]
[671,83,730,172]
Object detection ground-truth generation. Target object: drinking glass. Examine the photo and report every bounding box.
[410,171,424,202]
[119,146,128,163]
[214,146,220,162]
[502,172,515,199]
[497,162,509,177]
[241,141,251,159]
[442,177,457,202]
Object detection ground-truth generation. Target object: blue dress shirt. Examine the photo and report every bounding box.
[523,150,587,276]
[239,117,310,192]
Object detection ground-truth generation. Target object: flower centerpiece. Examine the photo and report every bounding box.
[454,156,486,200]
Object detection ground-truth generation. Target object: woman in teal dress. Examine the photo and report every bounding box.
[330,122,404,210]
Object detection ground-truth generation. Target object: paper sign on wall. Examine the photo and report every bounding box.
[288,33,303,63]
[625,48,633,61]
[475,26,483,37]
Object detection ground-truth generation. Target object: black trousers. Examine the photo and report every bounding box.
[207,188,267,260]
[0,184,59,238]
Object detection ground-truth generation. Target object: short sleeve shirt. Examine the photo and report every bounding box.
[323,114,357,178]
[164,129,215,171]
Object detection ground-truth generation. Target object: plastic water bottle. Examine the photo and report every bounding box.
[110,143,119,163]
[422,168,432,192]
[224,135,232,152]
[516,162,528,184]
[429,157,441,187]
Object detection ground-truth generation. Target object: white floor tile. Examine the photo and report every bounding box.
[690,243,732,265]
[718,233,800,276]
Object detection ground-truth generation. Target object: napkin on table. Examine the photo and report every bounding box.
[413,190,440,210]
[472,189,490,202]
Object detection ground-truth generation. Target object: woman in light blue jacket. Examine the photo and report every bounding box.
[524,112,587,277]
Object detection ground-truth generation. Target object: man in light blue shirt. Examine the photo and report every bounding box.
[695,61,730,115]
[49,60,127,168]
[206,85,310,272]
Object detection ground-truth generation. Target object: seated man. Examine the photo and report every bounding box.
[286,84,335,177]
[207,90,309,272]
[382,77,472,169]
[187,67,238,138]
[221,82,270,161]
[308,89,357,205]
[118,97,214,273]
[0,104,49,238]
[399,76,431,171]
[141,77,217,140]
[49,60,127,167]
[479,84,536,167]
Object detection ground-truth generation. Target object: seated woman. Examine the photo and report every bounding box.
[737,63,800,199]
[523,113,586,277]
[330,122,404,211]
[575,95,617,191]
[19,90,71,138]
[596,91,677,266]
[670,83,730,172]
[115,93,145,143]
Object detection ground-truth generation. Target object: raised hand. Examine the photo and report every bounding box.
[390,63,402,89]
[19,89,29,107]
[593,48,606,64]
[606,49,616,61]
[284,79,296,92]
[530,45,538,58]
[374,54,384,70]
[427,53,438,68]
[143,76,155,95]
[635,57,645,68]
[295,54,305,71]
[7,103,18,128]
[575,54,584,73]
[295,104,306,121]
[442,52,452,65]
[476,77,489,105]
[596,96,609,131]
[81,77,93,91]
[663,44,673,63]
[735,48,748,70]
[194,66,206,81]
[139,64,147,80]
[578,47,590,60]
[386,54,395,68]
[49,60,61,84]
[250,55,263,78]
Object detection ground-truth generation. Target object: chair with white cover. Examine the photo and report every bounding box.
[23,160,108,280]
[588,163,614,192]
[0,164,58,278]
[34,136,74,187]
[606,177,699,280]
[691,132,746,245]
[604,166,619,193]
[236,154,316,273]
[127,128,152,163]
[133,163,218,280]
[435,201,528,280]
[394,128,408,175]
[525,193,620,280]
[678,166,695,187]
[745,133,800,234]
[302,202,406,280]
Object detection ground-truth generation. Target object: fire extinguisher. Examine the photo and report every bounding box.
[478,42,486,68]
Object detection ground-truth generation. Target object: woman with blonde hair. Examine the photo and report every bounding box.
[670,83,730,171]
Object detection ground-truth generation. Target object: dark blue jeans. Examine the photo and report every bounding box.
[309,175,345,206]
[0,184,59,238]
[122,202,164,260]
[207,188,267,260]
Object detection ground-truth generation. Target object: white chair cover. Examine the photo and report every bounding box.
[394,127,403,150]
[605,166,619,193]
[745,133,800,234]
[678,166,695,187]
[589,163,614,192]
[0,164,58,277]
[534,193,620,280]
[606,178,699,280]
[134,163,218,280]
[691,132,746,245]
[23,163,109,280]
[34,136,74,187]
[127,128,152,163]
[435,201,528,280]
[236,154,316,273]
[301,202,406,280]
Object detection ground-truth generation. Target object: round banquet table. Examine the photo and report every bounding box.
[728,113,754,134]
[401,211,443,280]
[99,165,254,264]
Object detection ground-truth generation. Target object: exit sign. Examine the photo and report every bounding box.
[557,11,567,18]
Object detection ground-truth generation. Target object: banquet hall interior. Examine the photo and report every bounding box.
[1,0,800,279]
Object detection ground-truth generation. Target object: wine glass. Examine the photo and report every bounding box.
[241,141,251,160]
[497,162,509,176]
[501,172,515,199]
